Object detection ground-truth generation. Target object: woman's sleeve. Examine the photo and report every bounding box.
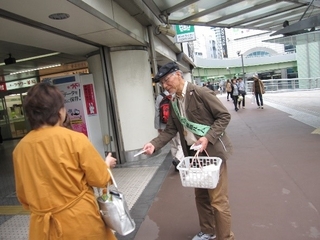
[12,151,30,210]
[76,136,111,188]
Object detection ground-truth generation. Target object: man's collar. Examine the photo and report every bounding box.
[176,81,188,99]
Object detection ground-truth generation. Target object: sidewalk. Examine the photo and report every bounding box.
[131,90,320,240]
[1,90,320,240]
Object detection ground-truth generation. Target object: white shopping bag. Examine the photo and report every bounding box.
[251,94,256,104]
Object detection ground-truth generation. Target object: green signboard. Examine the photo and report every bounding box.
[175,25,196,43]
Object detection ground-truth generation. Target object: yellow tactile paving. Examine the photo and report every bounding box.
[0,206,30,215]
[311,128,320,134]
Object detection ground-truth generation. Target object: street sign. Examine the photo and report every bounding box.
[175,25,196,43]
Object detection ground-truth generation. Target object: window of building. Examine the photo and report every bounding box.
[246,51,271,58]
[284,44,296,53]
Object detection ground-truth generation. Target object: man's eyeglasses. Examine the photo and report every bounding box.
[160,72,175,86]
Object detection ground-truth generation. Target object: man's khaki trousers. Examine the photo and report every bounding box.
[194,161,235,240]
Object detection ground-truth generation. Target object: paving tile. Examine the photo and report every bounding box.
[1,90,320,239]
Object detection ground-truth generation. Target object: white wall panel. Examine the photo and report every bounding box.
[110,49,157,151]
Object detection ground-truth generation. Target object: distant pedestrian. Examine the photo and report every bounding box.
[226,79,232,101]
[238,78,246,109]
[206,81,214,91]
[219,80,224,94]
[252,74,265,109]
[231,78,239,111]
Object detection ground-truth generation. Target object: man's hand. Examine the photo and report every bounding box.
[195,137,209,152]
[143,143,155,155]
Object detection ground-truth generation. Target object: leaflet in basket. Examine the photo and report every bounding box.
[177,148,222,189]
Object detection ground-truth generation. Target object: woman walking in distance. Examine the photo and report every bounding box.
[252,74,265,109]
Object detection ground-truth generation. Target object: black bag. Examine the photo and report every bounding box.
[159,93,171,124]
[239,90,246,95]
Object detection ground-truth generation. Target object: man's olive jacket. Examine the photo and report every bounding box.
[151,82,233,160]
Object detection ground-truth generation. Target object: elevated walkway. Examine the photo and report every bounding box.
[193,53,297,78]
[1,90,320,240]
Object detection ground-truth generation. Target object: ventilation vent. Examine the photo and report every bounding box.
[49,13,70,20]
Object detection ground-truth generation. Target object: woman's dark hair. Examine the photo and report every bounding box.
[23,82,65,129]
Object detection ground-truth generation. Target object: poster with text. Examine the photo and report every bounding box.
[59,82,88,136]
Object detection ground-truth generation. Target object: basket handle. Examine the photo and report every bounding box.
[190,149,210,168]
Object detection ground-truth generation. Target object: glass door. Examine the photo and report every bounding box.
[5,93,28,139]
[0,91,31,140]
[0,96,11,140]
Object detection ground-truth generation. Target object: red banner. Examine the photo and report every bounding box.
[83,84,97,115]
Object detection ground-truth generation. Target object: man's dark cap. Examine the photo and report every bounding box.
[153,62,179,83]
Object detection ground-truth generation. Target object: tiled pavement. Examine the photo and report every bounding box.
[0,90,320,240]
[132,90,320,240]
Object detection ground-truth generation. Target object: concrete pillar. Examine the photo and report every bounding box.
[281,68,288,79]
[110,47,157,161]
[87,53,115,154]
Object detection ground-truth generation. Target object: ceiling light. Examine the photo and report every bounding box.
[16,52,61,62]
[49,13,70,20]
[9,64,61,75]
[0,52,61,66]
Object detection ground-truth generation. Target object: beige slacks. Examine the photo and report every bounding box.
[194,161,235,240]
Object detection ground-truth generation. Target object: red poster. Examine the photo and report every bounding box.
[0,82,6,91]
[83,84,97,115]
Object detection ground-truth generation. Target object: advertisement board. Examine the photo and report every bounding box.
[50,74,105,157]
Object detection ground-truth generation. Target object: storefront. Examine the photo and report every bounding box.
[0,78,38,140]
[0,63,90,141]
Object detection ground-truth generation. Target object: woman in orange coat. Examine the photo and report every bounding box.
[13,82,117,240]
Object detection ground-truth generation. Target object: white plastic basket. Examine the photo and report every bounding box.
[177,156,222,189]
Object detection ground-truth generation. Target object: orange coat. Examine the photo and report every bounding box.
[13,126,116,240]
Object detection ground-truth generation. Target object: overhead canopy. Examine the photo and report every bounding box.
[126,0,320,32]
[1,0,320,76]
[264,30,320,45]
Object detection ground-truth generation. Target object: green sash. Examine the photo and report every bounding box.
[171,99,210,136]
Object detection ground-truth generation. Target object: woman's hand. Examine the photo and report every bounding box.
[105,152,117,168]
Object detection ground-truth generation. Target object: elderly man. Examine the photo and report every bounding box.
[143,62,235,240]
